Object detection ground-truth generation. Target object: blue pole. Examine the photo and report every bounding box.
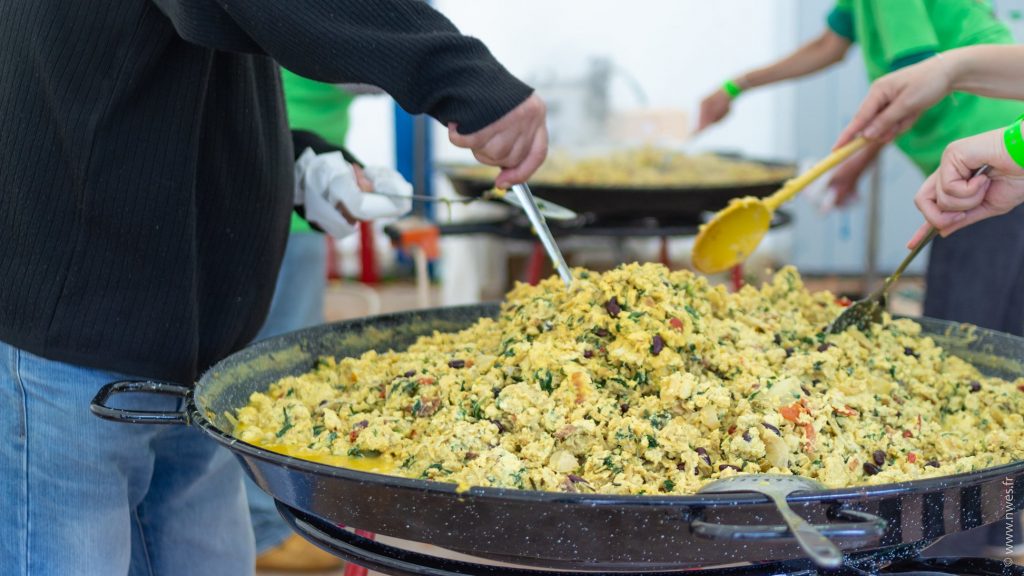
[393,105,434,221]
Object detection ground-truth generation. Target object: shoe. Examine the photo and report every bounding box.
[255,534,345,572]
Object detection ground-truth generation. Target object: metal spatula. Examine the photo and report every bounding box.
[698,474,842,568]
[366,190,578,221]
[827,164,990,336]
[511,183,573,287]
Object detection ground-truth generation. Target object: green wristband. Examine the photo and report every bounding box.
[722,79,743,99]
[1005,114,1024,171]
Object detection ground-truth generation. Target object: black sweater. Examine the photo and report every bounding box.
[0,1,532,383]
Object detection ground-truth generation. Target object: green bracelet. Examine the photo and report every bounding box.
[722,79,743,99]
[1005,114,1024,170]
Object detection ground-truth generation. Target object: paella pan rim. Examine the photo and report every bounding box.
[195,415,1024,506]
[189,302,1024,508]
[436,156,798,194]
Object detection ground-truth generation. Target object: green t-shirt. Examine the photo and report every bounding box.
[827,0,1021,172]
[282,68,356,232]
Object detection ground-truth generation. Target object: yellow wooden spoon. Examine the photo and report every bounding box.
[691,136,869,274]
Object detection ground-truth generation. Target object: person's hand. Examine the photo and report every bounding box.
[295,149,413,238]
[697,88,732,133]
[447,93,548,189]
[834,55,952,149]
[908,128,1024,246]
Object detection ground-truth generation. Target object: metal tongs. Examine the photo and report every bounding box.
[511,183,573,287]
[827,164,991,335]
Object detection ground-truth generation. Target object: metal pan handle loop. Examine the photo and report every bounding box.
[90,380,191,425]
[691,508,886,542]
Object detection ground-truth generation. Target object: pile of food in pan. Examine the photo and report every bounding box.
[232,264,1024,495]
[452,148,794,187]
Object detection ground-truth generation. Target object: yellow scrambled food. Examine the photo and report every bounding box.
[233,265,1024,495]
[454,149,794,188]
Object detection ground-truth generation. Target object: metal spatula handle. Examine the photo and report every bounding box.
[882,163,991,291]
[767,492,843,568]
[512,183,573,287]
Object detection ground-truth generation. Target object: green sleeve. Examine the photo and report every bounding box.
[282,68,355,147]
[826,0,855,41]
[869,0,939,71]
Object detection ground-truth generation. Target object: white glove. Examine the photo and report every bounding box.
[350,166,413,220]
[293,148,413,238]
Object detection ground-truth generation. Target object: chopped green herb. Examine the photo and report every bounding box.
[536,369,554,393]
[648,411,671,430]
[276,408,293,438]
[347,447,382,458]
[602,455,623,474]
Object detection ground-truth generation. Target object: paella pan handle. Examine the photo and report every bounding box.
[90,380,191,425]
[691,507,886,542]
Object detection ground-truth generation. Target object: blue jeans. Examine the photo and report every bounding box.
[245,231,327,553]
[0,341,255,575]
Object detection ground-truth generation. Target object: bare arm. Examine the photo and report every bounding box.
[698,30,851,131]
[836,45,1024,147]
[946,45,1024,101]
[737,29,852,90]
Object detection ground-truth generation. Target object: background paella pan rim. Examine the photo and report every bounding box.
[191,302,1024,507]
[437,155,796,218]
[436,155,797,192]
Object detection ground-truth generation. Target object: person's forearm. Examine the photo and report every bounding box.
[736,30,851,90]
[218,0,533,134]
[944,45,1024,101]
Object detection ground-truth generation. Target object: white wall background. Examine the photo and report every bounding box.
[342,0,1024,276]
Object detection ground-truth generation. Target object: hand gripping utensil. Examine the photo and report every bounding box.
[827,164,991,336]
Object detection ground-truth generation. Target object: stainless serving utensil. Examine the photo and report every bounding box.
[697,474,842,568]
[827,164,991,336]
[367,190,578,221]
[511,183,573,287]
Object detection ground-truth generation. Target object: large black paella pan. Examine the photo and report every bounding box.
[91,304,1024,570]
[439,153,796,220]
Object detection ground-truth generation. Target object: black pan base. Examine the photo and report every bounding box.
[276,502,1024,576]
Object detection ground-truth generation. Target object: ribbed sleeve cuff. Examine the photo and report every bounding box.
[826,7,855,41]
[889,50,937,72]
[430,78,534,136]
